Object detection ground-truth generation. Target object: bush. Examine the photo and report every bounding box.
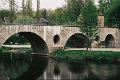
[15,15,33,24]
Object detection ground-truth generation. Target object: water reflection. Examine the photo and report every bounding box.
[0,52,31,80]
[0,52,120,80]
[16,55,49,80]
[90,62,120,80]
[66,61,120,80]
[38,59,120,80]
[67,60,85,74]
[53,64,60,79]
[0,52,49,80]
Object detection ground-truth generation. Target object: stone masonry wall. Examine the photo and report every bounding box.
[0,25,119,53]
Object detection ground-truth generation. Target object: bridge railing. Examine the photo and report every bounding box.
[0,18,78,27]
[0,22,78,27]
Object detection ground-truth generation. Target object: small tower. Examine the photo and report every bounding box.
[98,11,104,27]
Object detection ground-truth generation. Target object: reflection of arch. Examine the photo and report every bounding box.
[105,34,115,48]
[65,33,88,48]
[53,35,60,44]
[16,56,49,80]
[0,53,32,79]
[4,32,49,54]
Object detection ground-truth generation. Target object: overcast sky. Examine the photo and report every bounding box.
[0,0,98,10]
[0,0,66,10]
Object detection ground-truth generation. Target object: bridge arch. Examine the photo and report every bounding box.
[53,35,60,44]
[3,32,49,54]
[64,33,88,48]
[105,34,115,48]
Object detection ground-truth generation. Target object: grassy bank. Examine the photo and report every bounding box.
[0,46,32,53]
[51,50,120,62]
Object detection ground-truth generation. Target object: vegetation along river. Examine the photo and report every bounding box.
[0,52,120,80]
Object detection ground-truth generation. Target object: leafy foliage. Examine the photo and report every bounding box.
[98,0,120,28]
[0,10,11,19]
[78,0,98,49]
[15,15,33,24]
[36,0,40,20]
[47,0,86,25]
[105,0,120,28]
[54,8,66,24]
[0,10,11,23]
[66,0,85,22]
[98,0,112,13]
[41,9,47,19]
[5,34,29,44]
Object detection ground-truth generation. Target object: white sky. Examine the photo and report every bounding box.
[0,0,66,10]
[0,0,99,10]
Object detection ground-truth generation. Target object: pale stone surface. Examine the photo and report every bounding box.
[91,41,100,48]
[0,25,119,53]
[0,25,80,53]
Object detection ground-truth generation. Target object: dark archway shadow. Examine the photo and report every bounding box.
[105,34,115,48]
[16,56,49,80]
[53,35,60,44]
[65,33,88,48]
[3,32,49,54]
[19,32,49,54]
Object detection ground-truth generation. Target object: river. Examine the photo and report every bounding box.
[0,52,120,80]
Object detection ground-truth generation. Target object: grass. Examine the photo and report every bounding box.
[0,46,32,54]
[50,50,120,62]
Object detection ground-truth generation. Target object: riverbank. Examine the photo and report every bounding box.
[50,50,120,62]
[0,46,32,53]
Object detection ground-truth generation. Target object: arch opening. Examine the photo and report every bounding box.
[53,35,60,44]
[65,33,88,48]
[4,33,29,45]
[3,32,49,54]
[105,34,115,48]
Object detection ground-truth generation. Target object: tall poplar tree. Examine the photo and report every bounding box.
[9,0,15,19]
[36,0,40,20]
[22,0,25,15]
[25,0,32,16]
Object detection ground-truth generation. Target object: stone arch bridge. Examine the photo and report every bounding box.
[0,25,119,54]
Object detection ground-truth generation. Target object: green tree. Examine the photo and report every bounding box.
[105,0,120,27]
[79,0,98,50]
[36,0,40,21]
[41,9,47,19]
[0,10,11,19]
[66,0,85,23]
[25,0,32,17]
[47,7,69,25]
[5,33,29,44]
[9,0,16,21]
[15,14,33,24]
[54,8,65,24]
[47,9,56,25]
[98,0,112,13]
[22,0,25,15]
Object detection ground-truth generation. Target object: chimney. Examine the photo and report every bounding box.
[98,11,104,27]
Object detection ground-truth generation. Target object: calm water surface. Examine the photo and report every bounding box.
[0,52,120,80]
